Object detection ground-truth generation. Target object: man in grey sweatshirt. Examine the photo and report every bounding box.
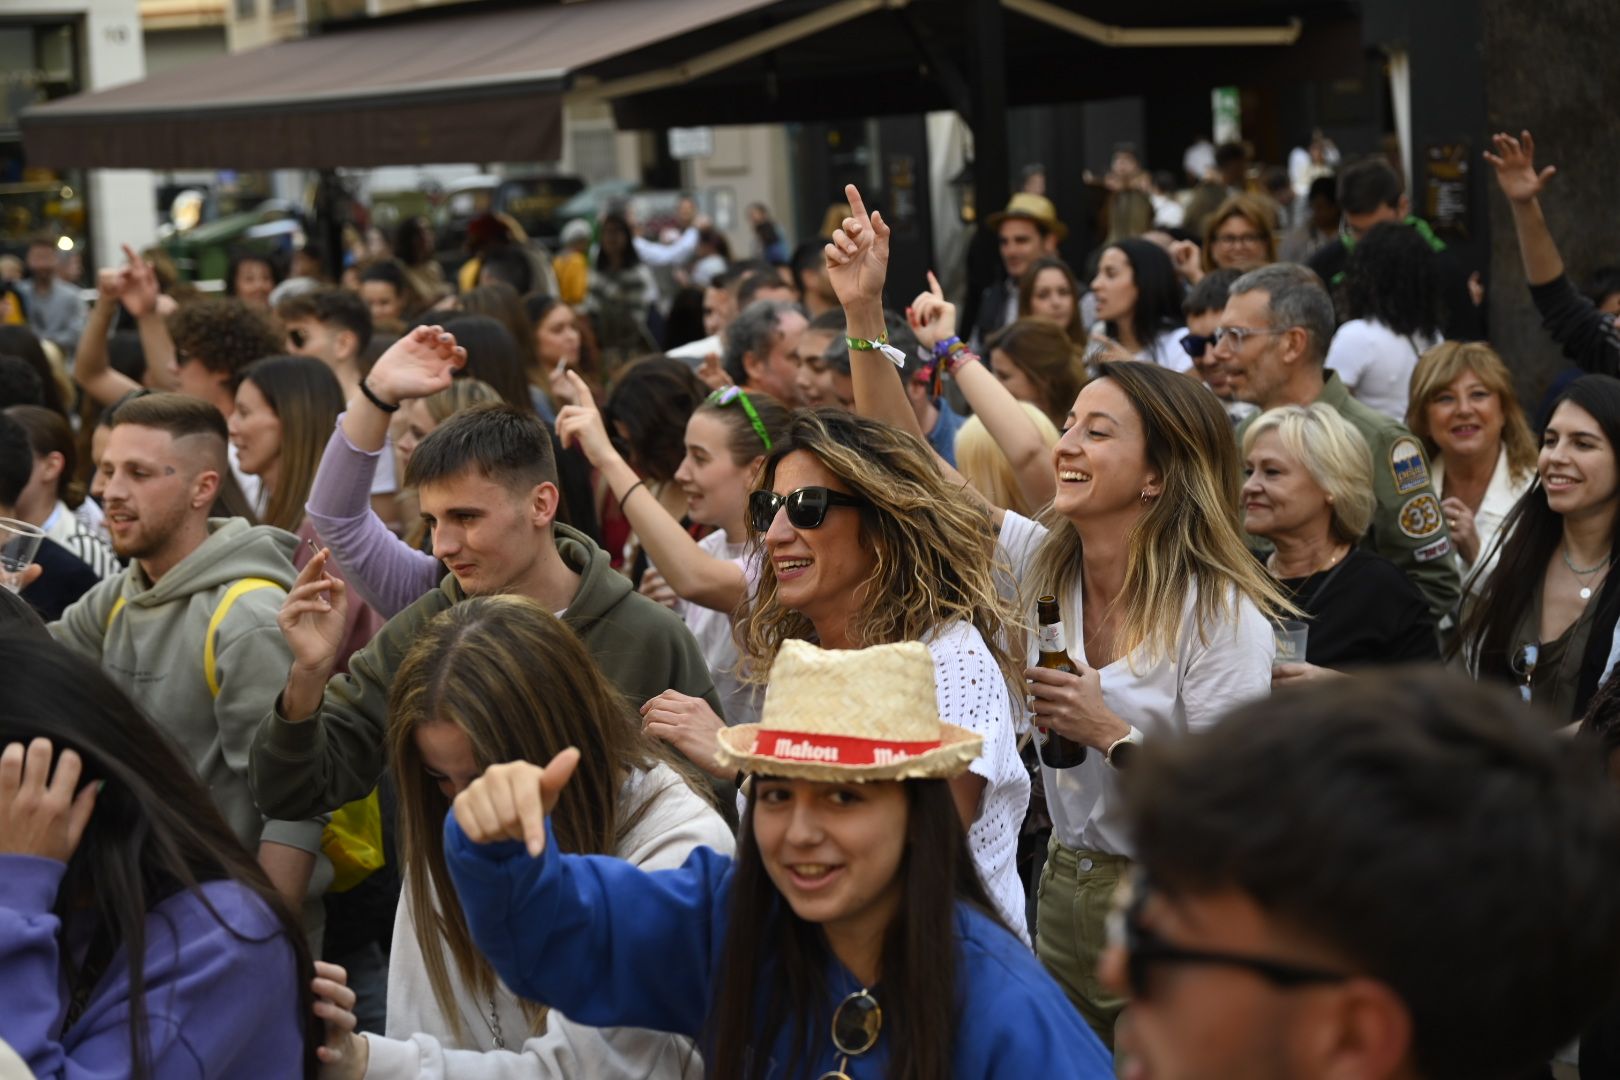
[49,393,329,927]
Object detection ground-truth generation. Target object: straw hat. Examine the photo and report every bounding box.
[715,640,983,782]
[986,192,1068,242]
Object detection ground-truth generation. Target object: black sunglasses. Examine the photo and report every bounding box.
[816,989,881,1080]
[749,486,866,533]
[1108,871,1349,1000]
[1179,332,1213,359]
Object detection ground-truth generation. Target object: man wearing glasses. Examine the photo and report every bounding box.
[1105,669,1620,1080]
[1214,264,1461,625]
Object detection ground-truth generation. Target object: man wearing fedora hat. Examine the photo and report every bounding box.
[968,192,1067,350]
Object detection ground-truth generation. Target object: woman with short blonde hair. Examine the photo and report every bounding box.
[1242,403,1438,682]
[1407,341,1538,591]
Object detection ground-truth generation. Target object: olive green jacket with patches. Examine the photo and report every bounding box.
[1238,371,1461,626]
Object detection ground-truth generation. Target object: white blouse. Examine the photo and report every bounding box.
[998,511,1274,857]
[1432,445,1534,597]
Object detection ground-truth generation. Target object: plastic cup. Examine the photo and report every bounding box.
[1272,619,1309,665]
[0,517,45,593]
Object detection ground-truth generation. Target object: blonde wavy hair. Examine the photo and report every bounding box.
[388,595,690,1043]
[955,402,1061,518]
[737,408,1022,689]
[1025,362,1295,665]
[1242,404,1376,543]
[1406,341,1538,483]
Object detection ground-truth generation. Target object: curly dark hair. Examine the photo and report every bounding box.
[167,298,282,380]
[1343,222,1445,338]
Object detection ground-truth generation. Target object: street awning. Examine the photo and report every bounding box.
[19,0,779,169]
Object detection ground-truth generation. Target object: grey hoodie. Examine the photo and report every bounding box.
[51,518,323,857]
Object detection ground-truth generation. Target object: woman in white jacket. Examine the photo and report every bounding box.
[307,594,733,1078]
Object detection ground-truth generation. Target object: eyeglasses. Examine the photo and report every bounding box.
[707,386,773,451]
[1107,870,1350,1001]
[748,486,866,533]
[1212,326,1290,350]
[1512,643,1540,704]
[816,989,882,1080]
[1213,232,1265,248]
[1179,333,1213,360]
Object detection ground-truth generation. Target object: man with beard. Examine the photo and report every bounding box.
[48,392,328,936]
[21,235,86,356]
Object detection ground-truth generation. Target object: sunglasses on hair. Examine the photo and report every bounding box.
[1179,333,1212,360]
[748,486,866,533]
[707,386,773,452]
[816,989,882,1080]
[1107,869,1349,1001]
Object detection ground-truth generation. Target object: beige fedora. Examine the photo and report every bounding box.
[986,192,1068,242]
[715,639,983,782]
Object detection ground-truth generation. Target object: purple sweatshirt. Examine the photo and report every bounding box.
[305,417,440,618]
[0,854,305,1078]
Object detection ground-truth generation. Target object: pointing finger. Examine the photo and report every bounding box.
[844,183,869,225]
[928,270,944,299]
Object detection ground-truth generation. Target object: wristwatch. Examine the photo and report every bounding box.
[1105,726,1144,770]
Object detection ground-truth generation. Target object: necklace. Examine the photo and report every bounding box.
[482,994,505,1050]
[1561,545,1610,601]
[1268,542,1349,579]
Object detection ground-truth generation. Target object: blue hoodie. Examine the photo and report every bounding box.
[0,854,305,1078]
[444,815,1113,1079]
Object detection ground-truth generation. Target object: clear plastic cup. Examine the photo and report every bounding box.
[1272,619,1309,665]
[0,517,45,593]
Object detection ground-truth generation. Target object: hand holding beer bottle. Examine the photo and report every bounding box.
[1029,595,1088,768]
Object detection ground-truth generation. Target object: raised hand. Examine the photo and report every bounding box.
[366,325,467,407]
[907,270,958,350]
[117,244,160,318]
[824,183,891,311]
[1484,131,1557,205]
[96,266,126,305]
[312,961,367,1079]
[640,691,727,780]
[277,549,349,682]
[0,738,98,863]
[554,373,619,465]
[1168,240,1204,284]
[696,352,731,391]
[453,748,581,857]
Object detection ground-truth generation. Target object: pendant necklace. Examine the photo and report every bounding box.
[1562,545,1610,601]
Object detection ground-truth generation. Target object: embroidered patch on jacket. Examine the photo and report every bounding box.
[1390,437,1430,495]
[1415,537,1453,562]
[1399,493,1444,540]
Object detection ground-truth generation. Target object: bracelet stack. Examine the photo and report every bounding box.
[931,336,978,377]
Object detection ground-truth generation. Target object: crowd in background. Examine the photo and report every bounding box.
[2,123,1620,1080]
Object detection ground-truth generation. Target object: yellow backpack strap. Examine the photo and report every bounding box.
[204,578,284,698]
[105,595,126,630]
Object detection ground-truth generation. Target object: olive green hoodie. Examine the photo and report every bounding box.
[248,523,723,820]
[51,518,324,857]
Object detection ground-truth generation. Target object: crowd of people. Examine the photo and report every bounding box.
[2,126,1620,1080]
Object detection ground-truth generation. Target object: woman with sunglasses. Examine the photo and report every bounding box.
[829,184,1285,1045]
[1456,374,1620,727]
[443,640,1113,1078]
[556,373,792,727]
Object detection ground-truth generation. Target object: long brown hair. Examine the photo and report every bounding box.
[1026,361,1293,665]
[985,318,1088,429]
[460,281,539,381]
[1016,256,1086,346]
[1,634,319,1078]
[736,409,1023,690]
[239,355,344,531]
[387,595,679,1041]
[708,780,1000,1080]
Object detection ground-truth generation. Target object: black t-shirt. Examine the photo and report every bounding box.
[1278,548,1439,668]
[20,537,101,622]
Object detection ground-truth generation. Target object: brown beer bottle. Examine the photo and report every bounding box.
[1034,595,1088,768]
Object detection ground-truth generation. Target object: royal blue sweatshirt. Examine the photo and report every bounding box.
[0,854,306,1078]
[444,815,1113,1079]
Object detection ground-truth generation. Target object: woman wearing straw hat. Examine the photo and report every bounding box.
[444,640,1113,1079]
[827,182,1287,1049]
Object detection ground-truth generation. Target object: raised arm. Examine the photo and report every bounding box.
[72,272,141,407]
[910,272,1056,510]
[828,184,926,442]
[121,248,179,391]
[555,371,746,614]
[1484,131,1564,286]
